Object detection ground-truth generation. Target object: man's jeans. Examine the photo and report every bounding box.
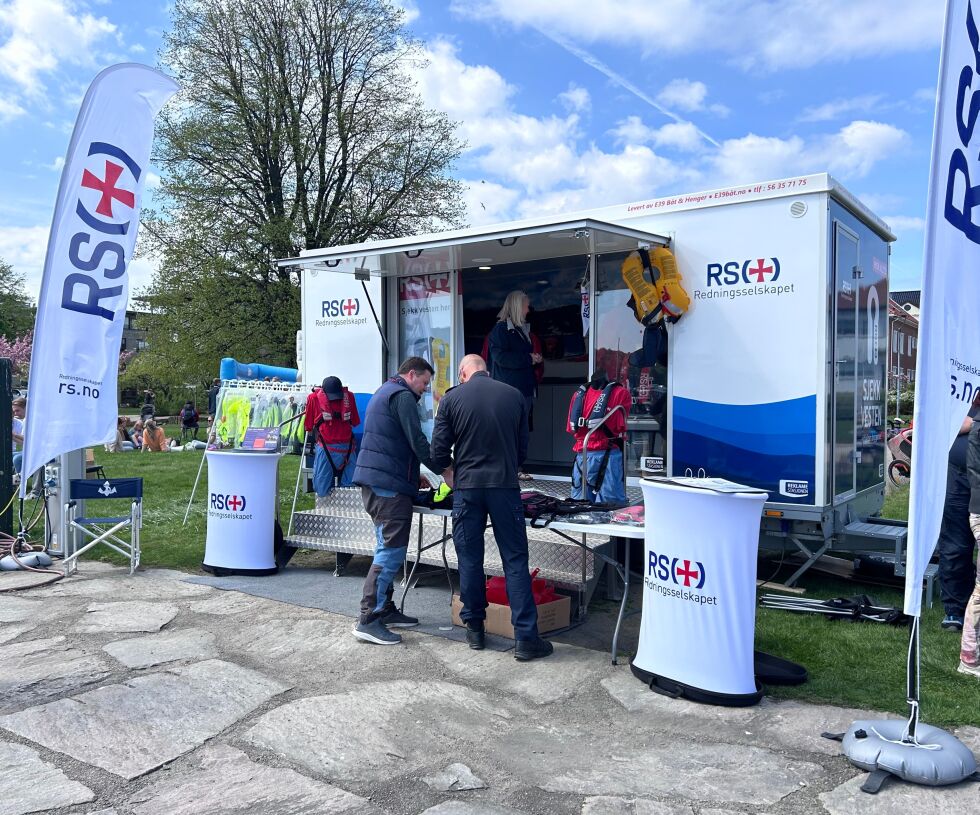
[938,463,977,617]
[359,487,412,624]
[452,487,538,640]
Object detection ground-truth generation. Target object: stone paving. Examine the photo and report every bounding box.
[0,562,976,814]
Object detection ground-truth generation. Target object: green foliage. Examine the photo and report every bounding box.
[0,257,34,340]
[137,0,465,382]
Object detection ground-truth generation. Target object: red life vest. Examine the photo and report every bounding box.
[569,381,624,442]
[313,388,355,446]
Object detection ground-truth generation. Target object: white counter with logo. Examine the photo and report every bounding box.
[203,449,279,575]
[633,477,768,704]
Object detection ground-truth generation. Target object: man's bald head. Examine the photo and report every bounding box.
[458,354,487,383]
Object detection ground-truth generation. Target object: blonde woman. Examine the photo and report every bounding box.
[486,291,542,479]
[141,419,168,452]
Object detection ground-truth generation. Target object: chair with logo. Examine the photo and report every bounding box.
[64,477,143,575]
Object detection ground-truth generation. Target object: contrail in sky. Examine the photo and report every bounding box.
[537,28,721,148]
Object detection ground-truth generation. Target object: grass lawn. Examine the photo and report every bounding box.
[56,458,979,727]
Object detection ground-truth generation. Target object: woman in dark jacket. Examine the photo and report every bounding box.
[487,289,542,416]
[962,420,980,675]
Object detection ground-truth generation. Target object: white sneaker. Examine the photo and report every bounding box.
[957,661,980,678]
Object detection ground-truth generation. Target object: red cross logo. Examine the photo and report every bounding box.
[341,299,358,316]
[676,559,700,587]
[81,160,136,218]
[747,258,774,283]
[227,495,243,511]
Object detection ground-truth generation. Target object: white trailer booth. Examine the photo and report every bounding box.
[280,173,909,599]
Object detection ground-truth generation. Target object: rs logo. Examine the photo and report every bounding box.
[210,493,247,511]
[706,257,781,287]
[647,550,707,589]
[321,298,360,317]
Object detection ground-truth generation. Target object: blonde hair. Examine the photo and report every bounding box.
[497,290,528,327]
[145,419,158,432]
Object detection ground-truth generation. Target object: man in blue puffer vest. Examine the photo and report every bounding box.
[352,357,454,645]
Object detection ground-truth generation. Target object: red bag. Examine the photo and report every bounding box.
[485,569,559,606]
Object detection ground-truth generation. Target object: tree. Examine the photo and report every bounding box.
[0,331,32,381]
[139,0,465,381]
[0,258,34,341]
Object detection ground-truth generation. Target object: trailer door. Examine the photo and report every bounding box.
[832,222,860,502]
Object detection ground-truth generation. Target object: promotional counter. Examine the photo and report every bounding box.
[632,477,768,705]
[203,449,279,576]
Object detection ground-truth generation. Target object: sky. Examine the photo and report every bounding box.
[0,0,946,302]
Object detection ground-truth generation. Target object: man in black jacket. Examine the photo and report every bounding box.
[431,354,552,661]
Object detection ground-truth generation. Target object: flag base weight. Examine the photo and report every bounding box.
[825,720,978,792]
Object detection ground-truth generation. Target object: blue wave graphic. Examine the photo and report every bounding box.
[673,395,816,503]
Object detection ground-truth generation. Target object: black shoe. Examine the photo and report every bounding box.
[515,637,553,661]
[466,623,485,650]
[378,607,419,628]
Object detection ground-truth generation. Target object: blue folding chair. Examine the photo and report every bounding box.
[65,478,143,575]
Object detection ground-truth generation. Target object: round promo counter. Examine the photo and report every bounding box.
[203,449,279,576]
[633,478,767,705]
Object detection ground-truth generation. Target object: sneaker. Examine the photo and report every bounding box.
[352,619,402,645]
[941,615,965,631]
[378,607,419,628]
[514,637,554,662]
[957,661,980,678]
[466,623,485,651]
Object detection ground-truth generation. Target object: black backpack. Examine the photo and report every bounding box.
[520,491,625,527]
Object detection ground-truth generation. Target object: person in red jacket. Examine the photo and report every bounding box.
[304,376,360,499]
[567,371,632,504]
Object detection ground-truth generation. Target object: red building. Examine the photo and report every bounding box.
[888,292,919,389]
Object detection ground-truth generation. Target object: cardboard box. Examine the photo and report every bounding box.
[451,593,570,639]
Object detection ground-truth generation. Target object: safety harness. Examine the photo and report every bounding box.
[312,388,355,487]
[568,381,625,496]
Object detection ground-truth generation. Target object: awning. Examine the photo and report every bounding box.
[276,217,669,277]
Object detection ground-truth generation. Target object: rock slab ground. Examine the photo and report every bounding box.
[0,564,975,814]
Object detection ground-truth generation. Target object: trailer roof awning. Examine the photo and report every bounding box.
[276,218,669,277]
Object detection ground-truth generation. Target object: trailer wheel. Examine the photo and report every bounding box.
[888,460,910,488]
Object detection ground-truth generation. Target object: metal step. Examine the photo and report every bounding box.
[841,520,908,547]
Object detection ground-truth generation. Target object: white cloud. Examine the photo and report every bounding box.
[128,42,146,54]
[611,116,704,153]
[657,79,708,112]
[799,94,885,123]
[883,215,925,233]
[391,0,420,25]
[46,155,64,171]
[416,41,695,221]
[452,0,942,71]
[0,225,47,300]
[710,121,909,184]
[145,171,162,188]
[822,121,909,178]
[656,78,728,117]
[416,39,513,123]
[558,84,590,113]
[0,94,23,120]
[0,0,116,95]
[858,192,905,213]
[913,87,935,103]
[0,223,157,301]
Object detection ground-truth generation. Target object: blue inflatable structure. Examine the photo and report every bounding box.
[219,357,299,383]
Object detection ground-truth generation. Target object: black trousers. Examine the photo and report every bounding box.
[937,463,977,617]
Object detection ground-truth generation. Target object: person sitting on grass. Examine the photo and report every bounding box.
[105,417,135,452]
[141,419,168,452]
[131,420,144,449]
